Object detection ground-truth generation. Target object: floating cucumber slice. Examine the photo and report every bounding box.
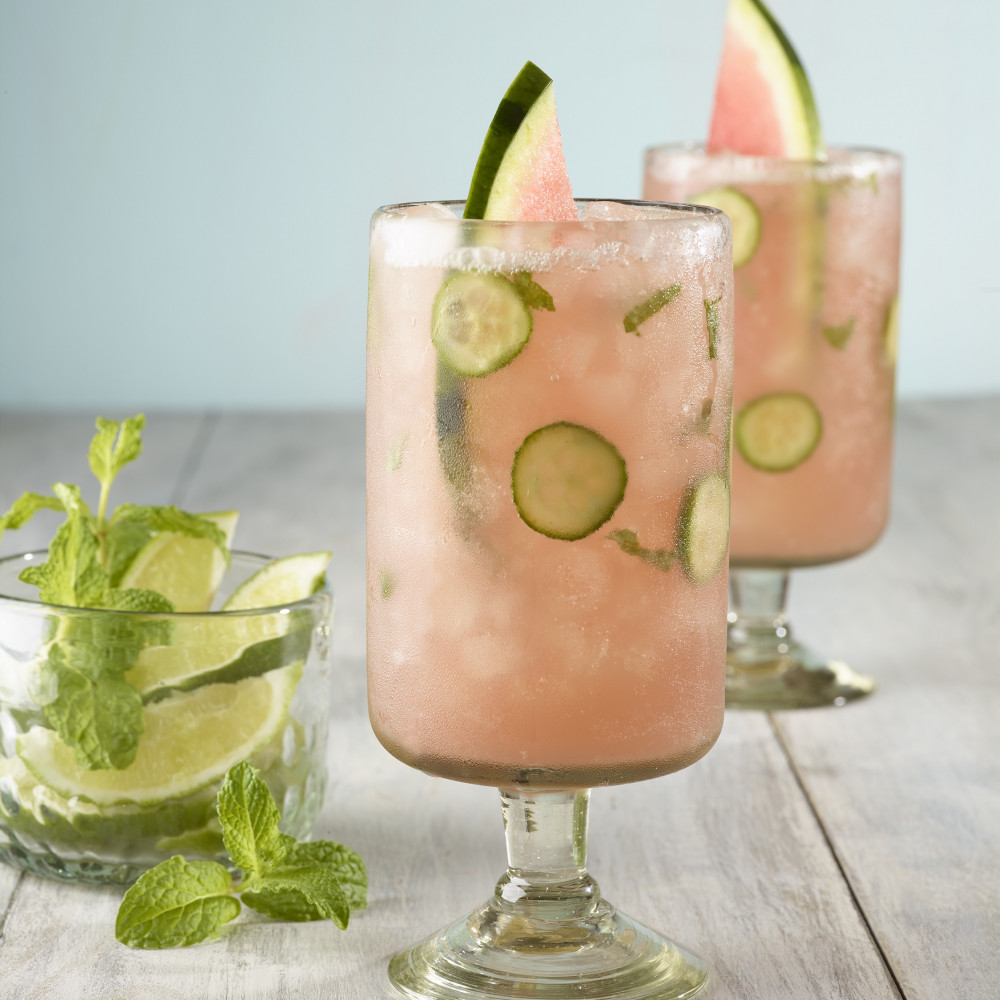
[677,473,730,584]
[512,422,627,540]
[882,296,899,365]
[735,392,823,472]
[689,187,761,268]
[431,271,532,378]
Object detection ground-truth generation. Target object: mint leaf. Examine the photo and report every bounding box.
[822,317,855,350]
[282,840,368,910]
[116,855,239,949]
[0,492,65,548]
[217,761,286,877]
[19,484,108,608]
[704,294,722,359]
[623,283,682,335]
[89,415,145,524]
[510,272,555,312]
[241,866,350,929]
[36,639,144,770]
[608,529,676,573]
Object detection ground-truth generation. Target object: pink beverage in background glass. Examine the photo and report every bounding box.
[644,147,901,567]
[644,146,902,709]
[366,200,734,788]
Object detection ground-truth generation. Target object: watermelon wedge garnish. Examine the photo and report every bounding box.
[707,0,824,159]
[464,61,576,222]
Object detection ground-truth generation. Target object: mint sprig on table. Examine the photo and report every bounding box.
[0,414,228,770]
[116,761,367,949]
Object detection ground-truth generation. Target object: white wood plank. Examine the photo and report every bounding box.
[775,397,1000,1000]
[0,673,898,1000]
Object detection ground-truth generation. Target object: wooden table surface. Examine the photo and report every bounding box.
[0,400,997,1000]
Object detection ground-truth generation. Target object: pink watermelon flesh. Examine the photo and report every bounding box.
[708,18,788,156]
[513,113,576,221]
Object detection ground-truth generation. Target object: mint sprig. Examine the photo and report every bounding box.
[0,415,233,770]
[608,528,676,573]
[116,762,367,948]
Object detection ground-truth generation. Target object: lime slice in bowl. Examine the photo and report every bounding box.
[17,662,301,807]
[125,551,331,700]
[119,510,239,612]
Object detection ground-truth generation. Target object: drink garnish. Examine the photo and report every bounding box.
[735,391,824,471]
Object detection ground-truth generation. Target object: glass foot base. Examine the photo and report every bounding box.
[388,897,709,1000]
[726,641,875,710]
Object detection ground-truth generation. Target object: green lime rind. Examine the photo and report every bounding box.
[431,271,533,377]
[222,551,330,612]
[623,283,683,335]
[735,391,823,472]
[512,422,627,541]
[464,61,555,221]
[677,473,731,584]
[690,187,761,268]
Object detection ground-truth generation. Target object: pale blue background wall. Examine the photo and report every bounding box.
[1,1,997,410]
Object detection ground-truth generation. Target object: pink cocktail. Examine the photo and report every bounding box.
[644,145,902,708]
[367,199,733,997]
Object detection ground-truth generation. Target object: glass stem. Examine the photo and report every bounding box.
[727,568,794,662]
[494,788,600,922]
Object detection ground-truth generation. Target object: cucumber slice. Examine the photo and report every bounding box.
[431,271,532,378]
[882,295,899,365]
[735,391,823,472]
[512,422,627,540]
[689,187,761,268]
[677,473,730,584]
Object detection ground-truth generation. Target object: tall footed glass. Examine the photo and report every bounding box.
[644,145,902,710]
[367,200,734,998]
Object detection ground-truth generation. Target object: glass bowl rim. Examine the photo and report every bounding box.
[0,549,332,619]
[374,197,727,222]
[643,141,902,171]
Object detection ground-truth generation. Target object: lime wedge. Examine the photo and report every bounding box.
[125,552,330,700]
[17,663,301,806]
[222,551,330,612]
[119,510,238,612]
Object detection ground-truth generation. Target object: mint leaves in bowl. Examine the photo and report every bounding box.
[0,416,339,890]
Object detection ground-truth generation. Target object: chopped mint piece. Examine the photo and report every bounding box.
[623,283,682,335]
[380,569,396,600]
[608,529,676,573]
[694,399,714,435]
[386,433,408,472]
[822,317,855,350]
[704,295,723,359]
[115,855,240,949]
[510,272,555,312]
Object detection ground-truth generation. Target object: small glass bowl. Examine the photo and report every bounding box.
[0,550,332,885]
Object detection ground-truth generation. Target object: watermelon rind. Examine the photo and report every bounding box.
[709,0,824,159]
[464,61,573,221]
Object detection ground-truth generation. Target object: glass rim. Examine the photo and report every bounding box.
[374,197,727,222]
[0,549,332,618]
[643,141,902,170]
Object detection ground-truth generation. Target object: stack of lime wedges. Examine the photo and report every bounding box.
[3,520,330,856]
